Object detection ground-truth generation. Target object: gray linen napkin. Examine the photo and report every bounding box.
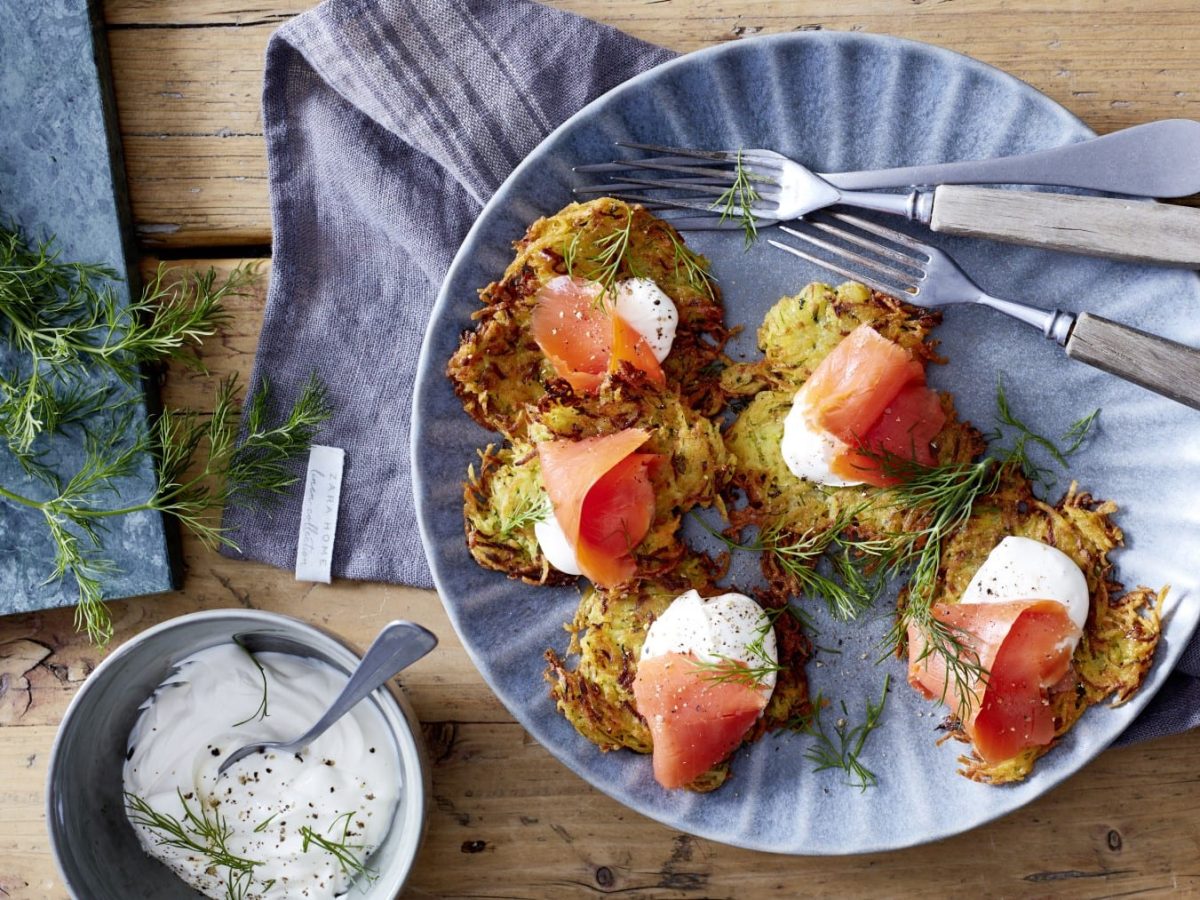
[222,0,670,584]
[226,0,1196,744]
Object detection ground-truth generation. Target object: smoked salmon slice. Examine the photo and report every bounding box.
[800,324,943,486]
[831,382,946,484]
[908,600,1080,763]
[632,651,769,789]
[530,275,665,392]
[538,428,661,588]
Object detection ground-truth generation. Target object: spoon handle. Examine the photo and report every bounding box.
[288,621,437,751]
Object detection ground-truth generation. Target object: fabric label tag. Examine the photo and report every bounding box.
[295,445,345,583]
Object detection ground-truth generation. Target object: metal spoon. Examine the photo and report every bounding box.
[217,620,437,776]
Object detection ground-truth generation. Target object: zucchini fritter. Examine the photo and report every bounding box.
[545,555,812,792]
[463,373,731,584]
[447,198,727,441]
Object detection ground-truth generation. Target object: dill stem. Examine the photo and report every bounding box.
[0,484,43,510]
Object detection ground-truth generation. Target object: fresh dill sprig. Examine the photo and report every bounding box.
[690,604,787,688]
[761,516,878,622]
[853,456,1003,601]
[232,637,269,728]
[848,456,1002,712]
[589,210,636,307]
[0,225,249,453]
[0,375,330,644]
[990,378,1099,489]
[299,811,374,880]
[711,149,762,249]
[562,230,582,278]
[667,230,717,300]
[690,509,873,621]
[795,675,890,791]
[1062,407,1100,455]
[497,488,551,539]
[125,791,262,886]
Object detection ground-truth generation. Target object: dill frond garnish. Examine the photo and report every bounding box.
[299,811,375,880]
[1062,408,1100,455]
[589,209,636,308]
[849,456,1003,711]
[711,149,762,249]
[990,378,1099,489]
[232,636,269,728]
[125,791,263,892]
[794,675,890,791]
[691,510,874,622]
[667,230,717,300]
[762,516,879,622]
[0,227,247,453]
[497,488,551,539]
[690,604,788,688]
[562,230,581,278]
[1,225,331,645]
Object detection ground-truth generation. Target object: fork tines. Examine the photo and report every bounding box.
[573,141,785,172]
[769,213,930,299]
[572,142,782,219]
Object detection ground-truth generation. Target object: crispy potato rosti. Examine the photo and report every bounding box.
[447,198,727,441]
[451,196,1163,792]
[463,372,731,585]
[545,555,812,792]
[722,282,986,594]
[721,279,1162,783]
[925,471,1163,783]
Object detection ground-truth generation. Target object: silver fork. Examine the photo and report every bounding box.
[575,144,907,225]
[768,213,1200,411]
[576,142,1200,268]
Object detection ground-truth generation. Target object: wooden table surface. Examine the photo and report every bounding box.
[3,1,1200,897]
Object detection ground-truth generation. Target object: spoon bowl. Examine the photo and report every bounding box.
[217,619,438,776]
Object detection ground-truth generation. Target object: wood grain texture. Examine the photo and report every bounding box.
[7,721,1200,900]
[931,185,1200,266]
[100,0,1200,247]
[1065,312,1200,410]
[2,2,1200,898]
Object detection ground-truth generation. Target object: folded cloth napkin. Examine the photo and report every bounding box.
[222,0,670,585]
[226,0,1196,744]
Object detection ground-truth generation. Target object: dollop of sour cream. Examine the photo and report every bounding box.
[613,278,678,363]
[533,514,582,576]
[641,590,779,697]
[780,390,864,487]
[123,644,400,900]
[960,535,1090,637]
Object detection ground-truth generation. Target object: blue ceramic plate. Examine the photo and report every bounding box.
[412,32,1200,853]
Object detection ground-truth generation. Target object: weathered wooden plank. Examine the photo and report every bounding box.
[4,722,1200,899]
[121,135,267,246]
[101,0,1200,247]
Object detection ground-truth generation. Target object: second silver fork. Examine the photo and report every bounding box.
[769,213,1200,411]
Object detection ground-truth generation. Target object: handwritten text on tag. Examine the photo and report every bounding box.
[295,445,344,583]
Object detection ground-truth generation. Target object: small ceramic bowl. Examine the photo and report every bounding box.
[46,609,429,898]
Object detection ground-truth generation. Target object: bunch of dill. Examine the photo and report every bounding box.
[0,223,329,643]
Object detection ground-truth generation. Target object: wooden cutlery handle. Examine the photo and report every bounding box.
[1066,312,1200,410]
[930,185,1200,267]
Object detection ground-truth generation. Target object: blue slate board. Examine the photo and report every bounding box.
[0,0,178,614]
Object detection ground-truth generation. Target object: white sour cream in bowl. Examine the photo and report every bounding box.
[123,643,401,899]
